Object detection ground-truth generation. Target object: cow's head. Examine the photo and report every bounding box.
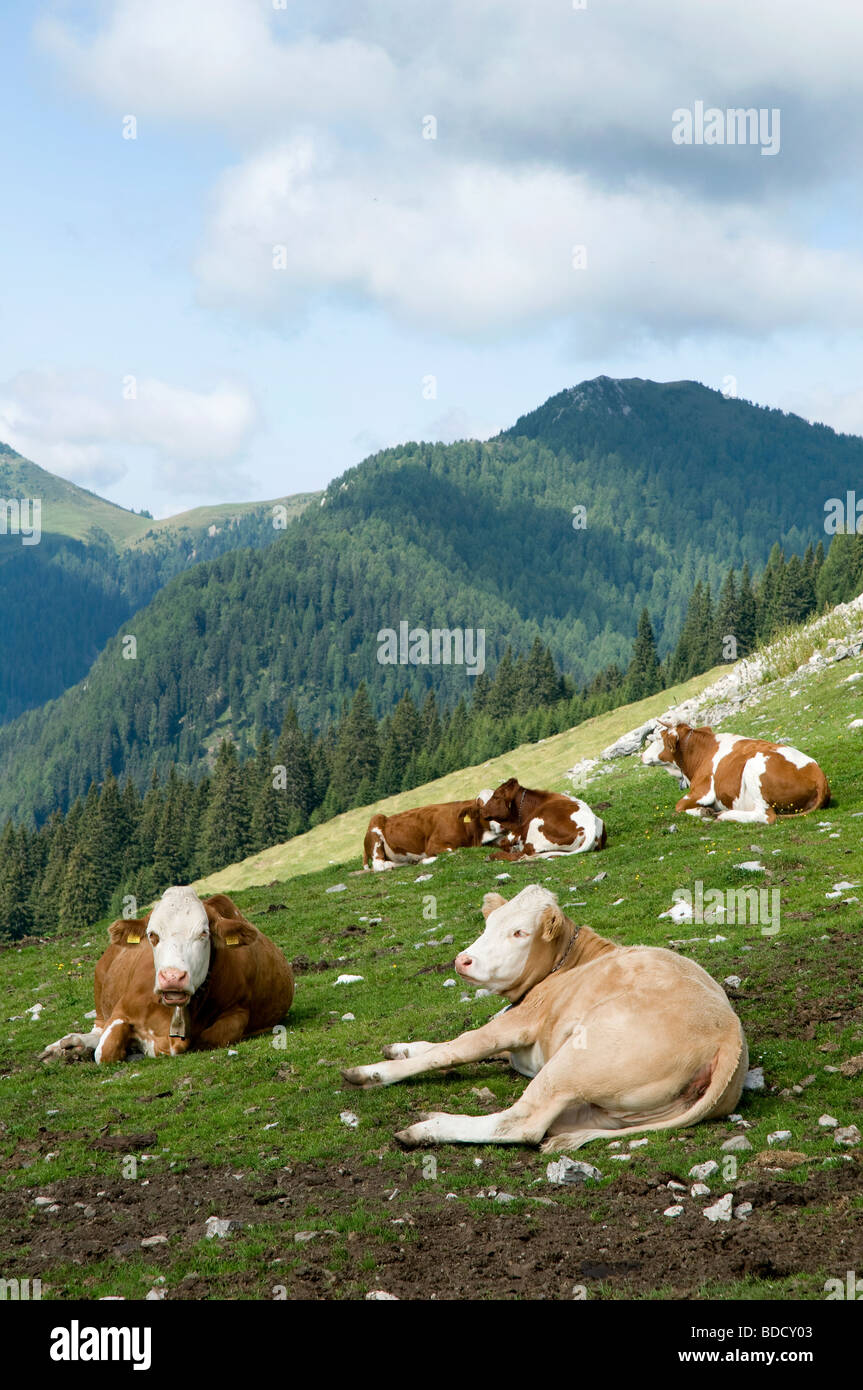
[477,777,521,825]
[641,722,689,771]
[474,788,506,843]
[110,888,254,1007]
[454,884,575,999]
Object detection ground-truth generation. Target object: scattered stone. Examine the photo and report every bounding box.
[471,1087,497,1105]
[546,1157,602,1185]
[33,1196,54,1207]
[690,1183,711,1197]
[294,1231,319,1244]
[663,1204,684,1217]
[767,1130,792,1145]
[840,1053,863,1078]
[743,1066,765,1091]
[629,1138,649,1149]
[339,1111,360,1128]
[414,874,433,883]
[735,861,764,872]
[703,1194,734,1223]
[688,1161,719,1181]
[734,1202,753,1221]
[495,873,511,882]
[834,1125,861,1147]
[145,1288,166,1300]
[721,1135,752,1153]
[667,1180,687,1191]
[204,1217,244,1239]
[365,1290,399,1300]
[723,976,742,989]
[495,1193,517,1203]
[341,1013,355,1022]
[443,978,457,987]
[140,1235,168,1247]
[334,974,364,985]
[818,1114,838,1128]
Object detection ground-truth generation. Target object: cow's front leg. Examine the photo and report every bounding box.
[342,1015,533,1089]
[381,1041,435,1060]
[40,1027,103,1063]
[94,1017,134,1064]
[395,1054,573,1148]
[196,1007,250,1050]
[675,781,715,817]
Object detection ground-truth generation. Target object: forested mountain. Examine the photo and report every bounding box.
[0,444,316,721]
[2,376,861,826]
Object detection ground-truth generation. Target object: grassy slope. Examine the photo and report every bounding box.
[3,648,862,1299]
[196,666,726,893]
[1,444,319,548]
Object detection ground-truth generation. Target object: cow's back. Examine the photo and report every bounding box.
[201,926,294,1036]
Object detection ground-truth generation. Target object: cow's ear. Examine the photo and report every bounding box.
[211,916,258,949]
[203,894,247,925]
[539,905,564,941]
[108,916,150,947]
[481,892,506,919]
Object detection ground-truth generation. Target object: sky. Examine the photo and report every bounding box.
[1,0,862,518]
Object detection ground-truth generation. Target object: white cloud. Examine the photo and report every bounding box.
[0,369,258,495]
[36,0,863,344]
[194,139,863,343]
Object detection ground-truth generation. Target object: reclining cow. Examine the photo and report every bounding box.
[479,778,607,859]
[362,794,506,871]
[41,888,294,1064]
[641,722,830,824]
[342,885,747,1150]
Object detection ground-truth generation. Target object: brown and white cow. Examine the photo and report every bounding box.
[342,884,747,1150]
[40,888,294,1064]
[479,778,607,859]
[362,794,505,871]
[640,722,830,824]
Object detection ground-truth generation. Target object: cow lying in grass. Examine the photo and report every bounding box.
[641,722,830,824]
[362,794,506,870]
[41,888,294,1064]
[342,885,747,1150]
[479,778,607,859]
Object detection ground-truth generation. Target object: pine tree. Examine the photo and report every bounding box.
[626,609,661,699]
[200,740,252,871]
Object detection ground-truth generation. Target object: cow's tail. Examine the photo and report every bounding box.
[363,814,387,870]
[541,1022,748,1153]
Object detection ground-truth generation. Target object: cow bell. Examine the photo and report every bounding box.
[169,1004,189,1038]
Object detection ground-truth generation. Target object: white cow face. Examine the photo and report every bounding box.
[641,724,680,770]
[454,884,563,994]
[146,887,212,1004]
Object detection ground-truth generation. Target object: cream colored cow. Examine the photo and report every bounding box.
[342,884,748,1150]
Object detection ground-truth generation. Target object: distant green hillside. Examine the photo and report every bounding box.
[2,375,863,823]
[0,442,318,723]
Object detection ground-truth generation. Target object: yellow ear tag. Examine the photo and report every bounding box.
[462,813,472,823]
[225,933,240,947]
[126,932,141,944]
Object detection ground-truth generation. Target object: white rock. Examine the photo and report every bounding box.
[341,1013,355,1022]
[663,1204,685,1217]
[140,1234,168,1247]
[734,1202,753,1220]
[629,1138,649,1149]
[325,884,347,893]
[365,1290,399,1300]
[145,1288,166,1300]
[743,1066,765,1091]
[659,901,693,923]
[703,1193,734,1223]
[33,1196,54,1207]
[546,1157,602,1185]
[414,874,433,883]
[832,881,859,892]
[339,1111,359,1128]
[205,1217,244,1239]
[667,1180,687,1191]
[767,1130,792,1145]
[688,1161,719,1181]
[724,976,742,988]
[834,1125,861,1147]
[721,1135,752,1152]
[442,978,457,987]
[495,873,511,882]
[818,1114,838,1128]
[334,974,364,985]
[609,1154,631,1161]
[735,861,764,872]
[690,1183,711,1197]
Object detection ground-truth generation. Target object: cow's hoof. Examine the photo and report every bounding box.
[394,1125,424,1149]
[40,1034,95,1063]
[341,1066,382,1089]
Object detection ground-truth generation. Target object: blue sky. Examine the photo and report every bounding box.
[2,1,863,517]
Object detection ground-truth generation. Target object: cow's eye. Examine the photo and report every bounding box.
[513,929,528,938]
